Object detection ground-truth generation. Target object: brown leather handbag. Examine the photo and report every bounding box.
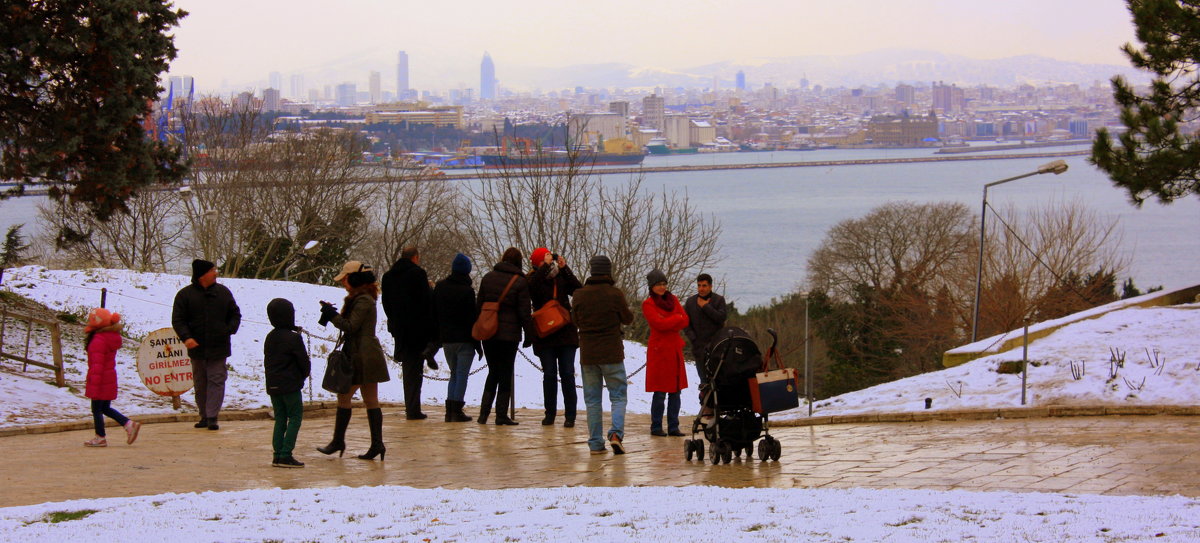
[532,282,571,338]
[472,274,519,341]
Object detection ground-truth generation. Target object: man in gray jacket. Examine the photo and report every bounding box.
[683,273,727,384]
[172,259,241,431]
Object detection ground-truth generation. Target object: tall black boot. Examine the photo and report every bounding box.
[477,383,496,425]
[316,407,351,457]
[447,400,472,423]
[357,408,385,461]
[494,382,518,426]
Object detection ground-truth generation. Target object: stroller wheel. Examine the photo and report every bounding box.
[770,439,782,461]
[695,439,704,462]
[745,444,755,458]
[757,439,769,461]
[709,441,722,465]
[684,439,694,461]
[721,444,733,464]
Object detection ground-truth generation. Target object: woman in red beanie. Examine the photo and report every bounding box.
[82,308,141,447]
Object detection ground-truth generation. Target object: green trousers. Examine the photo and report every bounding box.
[270,391,304,457]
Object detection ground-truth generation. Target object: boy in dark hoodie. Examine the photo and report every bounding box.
[264,298,311,468]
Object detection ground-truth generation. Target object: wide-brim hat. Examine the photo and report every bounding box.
[333,261,370,282]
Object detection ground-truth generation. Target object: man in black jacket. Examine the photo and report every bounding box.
[381,246,436,420]
[431,253,480,422]
[172,259,242,431]
[264,298,310,467]
[684,273,728,384]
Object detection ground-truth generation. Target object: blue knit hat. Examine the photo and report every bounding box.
[451,253,472,275]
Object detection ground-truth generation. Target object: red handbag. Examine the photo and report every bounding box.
[532,282,571,338]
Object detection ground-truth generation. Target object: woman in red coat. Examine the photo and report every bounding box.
[82,308,140,447]
[641,268,689,436]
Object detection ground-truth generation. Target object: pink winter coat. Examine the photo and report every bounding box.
[85,327,123,401]
[642,294,689,393]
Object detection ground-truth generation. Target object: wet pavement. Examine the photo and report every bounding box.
[3,408,1199,507]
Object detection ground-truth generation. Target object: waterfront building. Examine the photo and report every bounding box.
[865,111,938,146]
[481,52,497,100]
[568,113,627,145]
[609,101,630,118]
[364,102,463,129]
[642,93,665,130]
[895,83,915,105]
[663,114,691,148]
[932,81,965,114]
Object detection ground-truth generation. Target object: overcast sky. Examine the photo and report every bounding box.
[168,0,1139,92]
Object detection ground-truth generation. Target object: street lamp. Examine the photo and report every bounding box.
[970,159,1069,342]
[803,291,812,417]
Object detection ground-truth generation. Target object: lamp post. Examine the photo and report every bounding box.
[283,240,320,280]
[970,159,1069,342]
[804,292,812,417]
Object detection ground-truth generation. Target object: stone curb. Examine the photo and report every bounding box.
[770,405,1200,427]
[0,401,409,438]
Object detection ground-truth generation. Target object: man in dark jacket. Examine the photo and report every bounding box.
[571,255,634,455]
[172,259,241,431]
[381,246,436,420]
[683,273,728,384]
[527,247,583,427]
[431,253,480,423]
[264,298,310,468]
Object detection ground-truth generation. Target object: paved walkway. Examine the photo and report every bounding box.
[3,408,1199,507]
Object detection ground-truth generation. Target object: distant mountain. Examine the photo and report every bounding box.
[509,49,1150,90]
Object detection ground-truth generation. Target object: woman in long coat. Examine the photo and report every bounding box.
[641,268,689,436]
[317,261,390,460]
[475,247,533,425]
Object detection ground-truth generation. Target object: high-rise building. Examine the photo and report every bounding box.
[369,71,381,104]
[609,101,630,118]
[895,83,915,105]
[269,71,282,92]
[262,88,280,111]
[642,93,665,130]
[289,74,304,100]
[335,82,357,107]
[932,81,965,113]
[397,50,409,96]
[735,70,746,91]
[480,52,497,100]
[167,75,194,105]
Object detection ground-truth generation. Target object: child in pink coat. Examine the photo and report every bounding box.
[82,308,140,447]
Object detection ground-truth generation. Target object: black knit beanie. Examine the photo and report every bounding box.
[191,259,216,281]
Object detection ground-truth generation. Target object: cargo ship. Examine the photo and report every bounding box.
[479,137,645,168]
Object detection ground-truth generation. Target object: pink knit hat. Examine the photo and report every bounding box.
[84,308,121,333]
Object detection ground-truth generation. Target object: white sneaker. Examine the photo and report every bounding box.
[83,436,107,447]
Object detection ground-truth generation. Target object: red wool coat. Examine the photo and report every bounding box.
[642,295,690,393]
[85,329,123,401]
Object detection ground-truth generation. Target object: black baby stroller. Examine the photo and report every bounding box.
[683,327,783,464]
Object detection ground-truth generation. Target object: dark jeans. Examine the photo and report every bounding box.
[90,400,129,437]
[442,342,475,403]
[191,358,227,419]
[398,345,425,415]
[270,391,303,457]
[650,391,681,433]
[481,339,517,418]
[536,345,577,422]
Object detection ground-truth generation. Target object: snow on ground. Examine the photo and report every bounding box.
[2,486,1198,542]
[782,304,1200,419]
[0,266,699,428]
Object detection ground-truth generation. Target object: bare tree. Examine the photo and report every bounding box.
[978,198,1128,334]
[358,170,471,276]
[180,100,379,281]
[36,187,186,272]
[461,148,721,312]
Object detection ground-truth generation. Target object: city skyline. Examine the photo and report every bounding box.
[168,0,1140,93]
